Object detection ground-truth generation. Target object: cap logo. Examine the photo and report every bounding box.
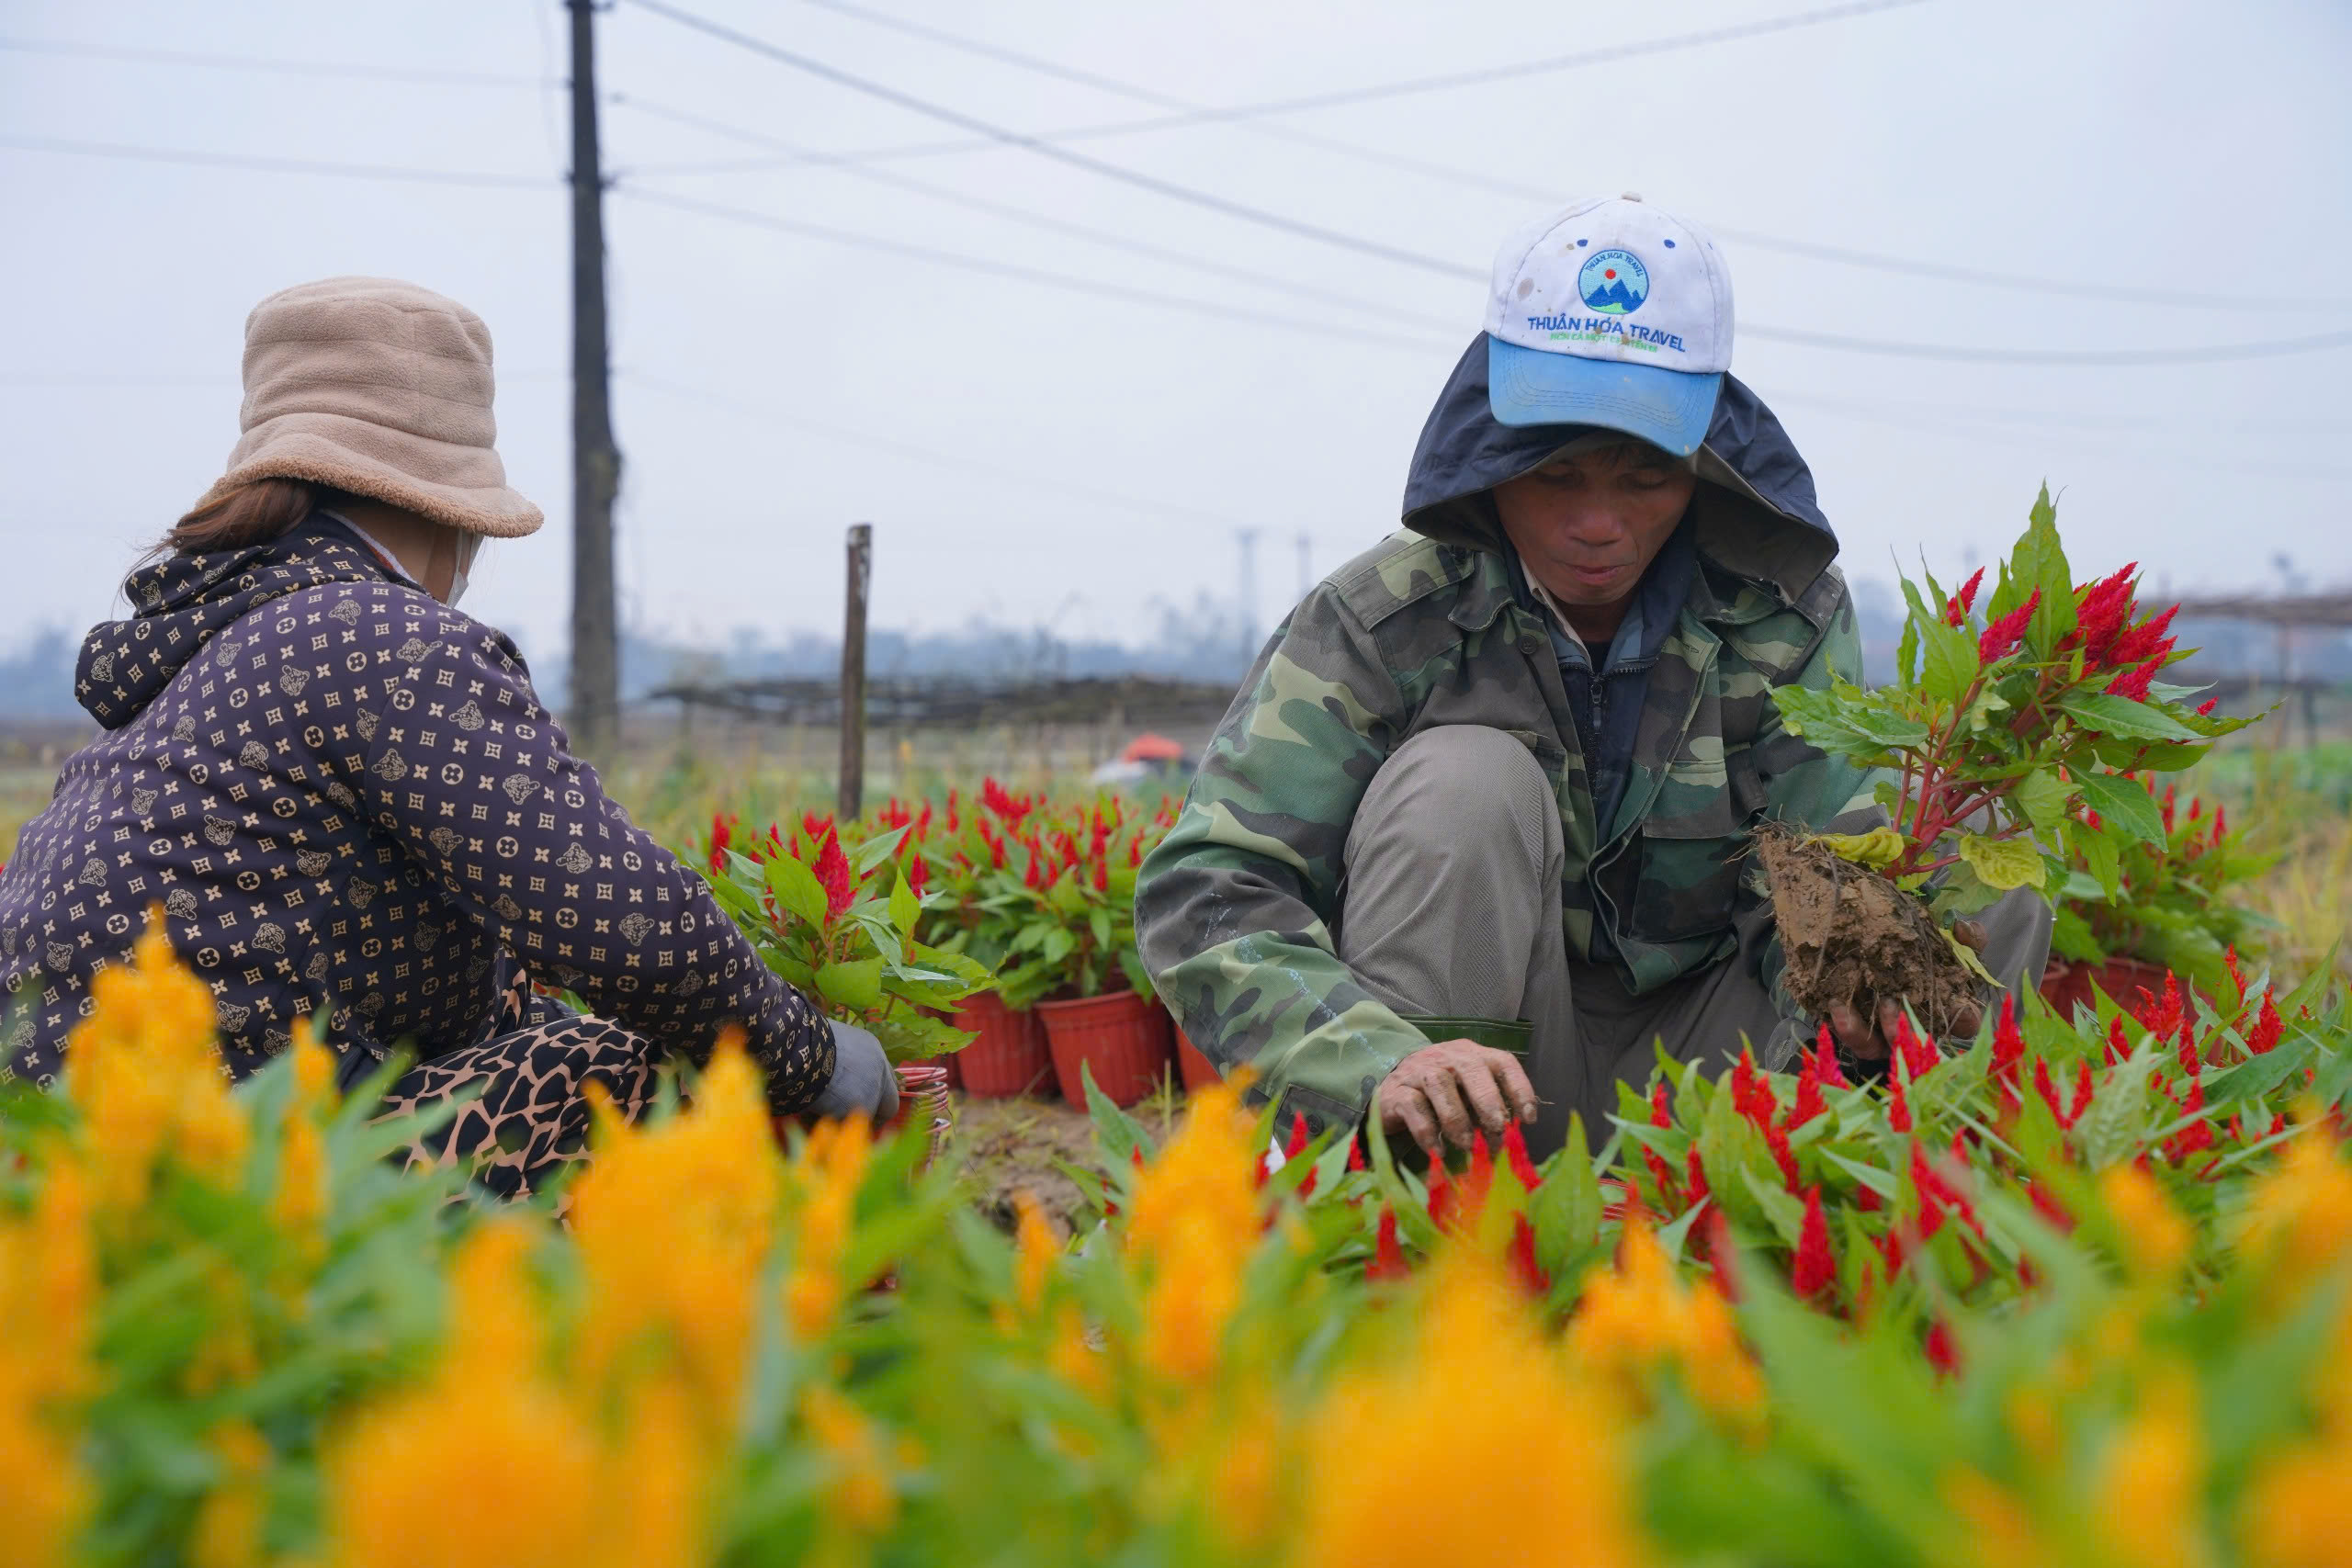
[1577,248,1649,315]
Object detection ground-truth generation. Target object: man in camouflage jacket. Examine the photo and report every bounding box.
[1137,197,2049,1158]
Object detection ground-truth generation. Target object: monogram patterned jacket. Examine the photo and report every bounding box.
[0,517,835,1109]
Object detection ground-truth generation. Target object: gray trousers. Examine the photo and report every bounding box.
[1335,727,2052,1159]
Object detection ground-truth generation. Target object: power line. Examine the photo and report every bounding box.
[0,134,554,188]
[804,0,1926,126]
[622,0,1480,281]
[616,187,1455,352]
[614,95,1461,329]
[756,0,2348,315]
[621,370,1261,528]
[1743,321,2352,365]
[0,35,549,87]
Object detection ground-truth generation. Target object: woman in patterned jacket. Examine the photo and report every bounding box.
[0,276,893,1197]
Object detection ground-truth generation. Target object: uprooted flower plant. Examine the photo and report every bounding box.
[1759,487,2255,1033]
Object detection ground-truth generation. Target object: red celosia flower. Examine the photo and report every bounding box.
[1789,1047,1827,1128]
[906,855,929,899]
[2069,1060,2095,1126]
[1812,1022,1850,1089]
[1284,1111,1310,1161]
[1684,1145,1710,1204]
[2105,1015,2133,1066]
[1891,1011,1939,1085]
[1702,1208,1740,1303]
[1792,1185,1835,1300]
[1510,1214,1550,1294]
[2177,1020,2201,1078]
[1924,1318,1962,1376]
[1463,1130,1495,1218]
[1091,857,1109,894]
[1990,997,2026,1109]
[1650,1078,1673,1130]
[1503,1120,1540,1191]
[1367,1208,1409,1281]
[1888,1058,1914,1133]
[2164,1077,2214,1163]
[1347,1139,1366,1173]
[2223,944,2243,997]
[2247,991,2283,1055]
[2027,1179,2074,1233]
[813,828,854,920]
[1765,1119,1800,1191]
[1426,1155,1455,1229]
[1642,1145,1681,1212]
[1977,588,2041,662]
[2106,604,2179,670]
[707,810,737,874]
[1731,1047,1763,1121]
[2197,697,2219,716]
[1941,567,1986,627]
[2033,1056,2064,1123]
[2069,563,2139,661]
[2134,973,2185,1043]
[2103,655,2162,702]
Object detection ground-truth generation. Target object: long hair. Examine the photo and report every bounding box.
[162,477,328,556]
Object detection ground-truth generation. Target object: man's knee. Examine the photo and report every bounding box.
[1350,727,1556,871]
[1979,885,2055,997]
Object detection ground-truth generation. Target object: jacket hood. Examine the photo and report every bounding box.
[75,517,397,729]
[1402,334,1838,608]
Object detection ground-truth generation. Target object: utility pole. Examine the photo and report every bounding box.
[568,0,621,754]
[838,524,872,819]
[1235,527,1260,667]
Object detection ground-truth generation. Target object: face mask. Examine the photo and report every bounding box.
[444,533,482,607]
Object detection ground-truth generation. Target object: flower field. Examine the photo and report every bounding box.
[6,903,2352,1567]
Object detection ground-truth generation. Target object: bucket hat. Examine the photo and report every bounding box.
[187,276,541,537]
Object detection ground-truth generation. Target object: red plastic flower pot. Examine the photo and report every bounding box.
[952,992,1057,1099]
[1174,1023,1222,1094]
[1038,988,1174,1108]
[2040,956,2199,1020]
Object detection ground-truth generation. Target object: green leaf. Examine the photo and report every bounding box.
[888,874,921,939]
[763,853,831,931]
[1902,581,1979,702]
[1957,833,2044,891]
[2057,693,2200,741]
[1531,1114,1604,1268]
[814,957,885,1011]
[1740,1165,1809,1249]
[2010,768,2075,835]
[851,826,911,875]
[1080,1062,1156,1169]
[1697,1085,1775,1229]
[2077,1050,2157,1169]
[2073,771,2166,847]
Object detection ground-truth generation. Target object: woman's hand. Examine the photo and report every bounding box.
[806,1021,900,1124]
[1376,1039,1540,1156]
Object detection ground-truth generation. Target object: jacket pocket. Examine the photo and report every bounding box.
[1628,762,1744,942]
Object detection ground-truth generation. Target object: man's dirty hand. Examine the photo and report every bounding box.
[1376,1039,1539,1156]
[1826,919,1990,1060]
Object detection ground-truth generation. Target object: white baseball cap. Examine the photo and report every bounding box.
[1484,194,1734,457]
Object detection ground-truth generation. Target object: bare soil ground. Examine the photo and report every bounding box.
[951,1089,1182,1239]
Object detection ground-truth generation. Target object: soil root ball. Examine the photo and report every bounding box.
[1751,821,1984,1038]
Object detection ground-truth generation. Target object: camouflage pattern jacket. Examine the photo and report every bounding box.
[1136,340,1877,1135]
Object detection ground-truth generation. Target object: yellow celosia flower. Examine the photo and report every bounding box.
[596,1377,708,1568]
[782,1111,873,1341]
[1566,1215,1765,1423]
[1012,1190,1057,1314]
[2090,1370,2211,1568]
[65,917,246,1220]
[188,1420,273,1568]
[2099,1163,2190,1283]
[2239,1438,2352,1568]
[0,1152,96,1568]
[801,1382,900,1536]
[2242,1122,2352,1306]
[1291,1248,1652,1568]
[1124,1079,1261,1382]
[571,1034,780,1421]
[270,1027,339,1269]
[325,1219,608,1568]
[1939,1467,2054,1568]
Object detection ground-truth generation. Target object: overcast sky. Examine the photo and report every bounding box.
[5,0,2347,669]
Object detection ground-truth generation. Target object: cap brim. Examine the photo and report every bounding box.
[1487,336,1722,457]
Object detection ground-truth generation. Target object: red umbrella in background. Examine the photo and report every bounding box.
[1121,733,1185,763]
